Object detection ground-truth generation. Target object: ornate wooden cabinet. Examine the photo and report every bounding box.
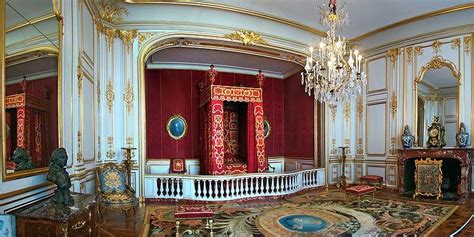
[15,193,97,237]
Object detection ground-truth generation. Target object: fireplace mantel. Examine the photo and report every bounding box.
[398,148,472,200]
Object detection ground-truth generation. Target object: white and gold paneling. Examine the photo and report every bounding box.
[284,158,314,172]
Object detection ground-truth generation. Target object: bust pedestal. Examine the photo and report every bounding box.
[15,193,97,237]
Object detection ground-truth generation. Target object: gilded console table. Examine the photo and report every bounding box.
[398,148,472,200]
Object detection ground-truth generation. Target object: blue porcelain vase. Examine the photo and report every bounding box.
[400,125,415,148]
[456,123,469,148]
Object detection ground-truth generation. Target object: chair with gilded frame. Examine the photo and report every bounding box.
[96,162,138,222]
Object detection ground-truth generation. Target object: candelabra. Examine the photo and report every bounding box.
[121,146,136,193]
[337,146,349,189]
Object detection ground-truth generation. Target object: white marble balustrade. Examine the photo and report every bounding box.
[144,168,325,201]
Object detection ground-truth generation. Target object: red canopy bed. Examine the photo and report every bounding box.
[199,66,267,175]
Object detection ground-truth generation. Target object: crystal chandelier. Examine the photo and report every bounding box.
[301,0,366,105]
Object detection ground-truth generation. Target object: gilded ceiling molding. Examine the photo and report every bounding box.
[224,30,267,46]
[414,46,423,56]
[386,48,400,65]
[106,136,116,159]
[119,30,137,51]
[450,38,461,49]
[98,0,128,24]
[390,92,397,117]
[77,131,83,163]
[464,36,472,53]
[106,80,115,113]
[6,13,56,33]
[343,102,350,120]
[356,97,363,120]
[405,47,413,64]
[431,40,442,54]
[330,105,337,122]
[123,81,134,113]
[138,32,157,47]
[77,53,84,97]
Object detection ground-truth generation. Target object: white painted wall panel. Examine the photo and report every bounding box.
[366,103,387,156]
[368,57,387,93]
[81,2,94,64]
[83,79,95,161]
[366,166,385,178]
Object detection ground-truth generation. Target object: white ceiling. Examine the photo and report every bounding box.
[123,0,473,39]
[148,47,301,78]
[422,67,458,88]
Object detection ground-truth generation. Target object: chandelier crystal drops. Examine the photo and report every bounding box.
[301,0,366,105]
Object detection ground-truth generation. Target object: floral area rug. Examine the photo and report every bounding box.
[144,191,457,236]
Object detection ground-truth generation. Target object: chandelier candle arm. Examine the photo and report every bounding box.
[302,0,366,105]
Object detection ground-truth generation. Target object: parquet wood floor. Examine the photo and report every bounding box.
[97,189,473,237]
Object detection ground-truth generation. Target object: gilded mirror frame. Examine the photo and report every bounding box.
[414,55,461,147]
[1,0,63,181]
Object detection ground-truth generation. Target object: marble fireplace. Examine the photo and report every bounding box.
[398,148,472,200]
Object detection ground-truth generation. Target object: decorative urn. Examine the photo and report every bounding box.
[400,125,415,148]
[456,122,469,148]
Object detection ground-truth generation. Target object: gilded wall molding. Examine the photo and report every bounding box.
[97,79,101,105]
[415,56,461,82]
[356,98,363,120]
[357,138,363,155]
[119,30,137,51]
[431,39,442,54]
[77,53,84,97]
[77,131,83,163]
[330,105,337,122]
[331,139,337,155]
[97,136,102,160]
[224,30,267,46]
[389,137,397,155]
[138,32,156,47]
[343,102,350,120]
[450,38,461,49]
[106,136,116,159]
[106,80,115,113]
[405,47,413,64]
[344,139,351,154]
[390,92,397,117]
[386,48,400,65]
[123,81,134,113]
[414,46,423,56]
[464,36,472,53]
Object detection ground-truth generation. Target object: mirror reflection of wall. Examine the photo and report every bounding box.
[416,67,458,147]
[4,0,59,174]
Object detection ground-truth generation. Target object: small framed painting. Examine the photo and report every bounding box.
[264,119,271,138]
[167,114,187,140]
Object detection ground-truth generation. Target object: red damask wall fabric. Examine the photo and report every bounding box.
[284,73,314,159]
[145,69,314,160]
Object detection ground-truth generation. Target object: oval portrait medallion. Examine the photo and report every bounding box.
[167,115,187,140]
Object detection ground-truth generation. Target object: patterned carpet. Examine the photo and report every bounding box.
[144,191,458,236]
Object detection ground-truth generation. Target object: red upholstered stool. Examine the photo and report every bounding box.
[175,205,214,237]
[360,175,384,189]
[346,185,376,208]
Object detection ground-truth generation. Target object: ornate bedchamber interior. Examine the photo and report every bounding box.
[199,66,268,175]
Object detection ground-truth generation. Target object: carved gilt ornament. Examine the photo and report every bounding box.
[415,56,461,83]
[224,30,267,46]
[123,81,134,113]
[98,0,128,24]
[464,36,472,53]
[106,80,115,113]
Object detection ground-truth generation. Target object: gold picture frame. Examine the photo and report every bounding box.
[166,114,187,140]
[414,158,443,200]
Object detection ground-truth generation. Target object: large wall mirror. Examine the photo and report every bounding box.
[2,0,62,180]
[415,57,460,147]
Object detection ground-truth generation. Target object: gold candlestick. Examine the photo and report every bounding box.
[121,147,137,193]
[337,146,349,189]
